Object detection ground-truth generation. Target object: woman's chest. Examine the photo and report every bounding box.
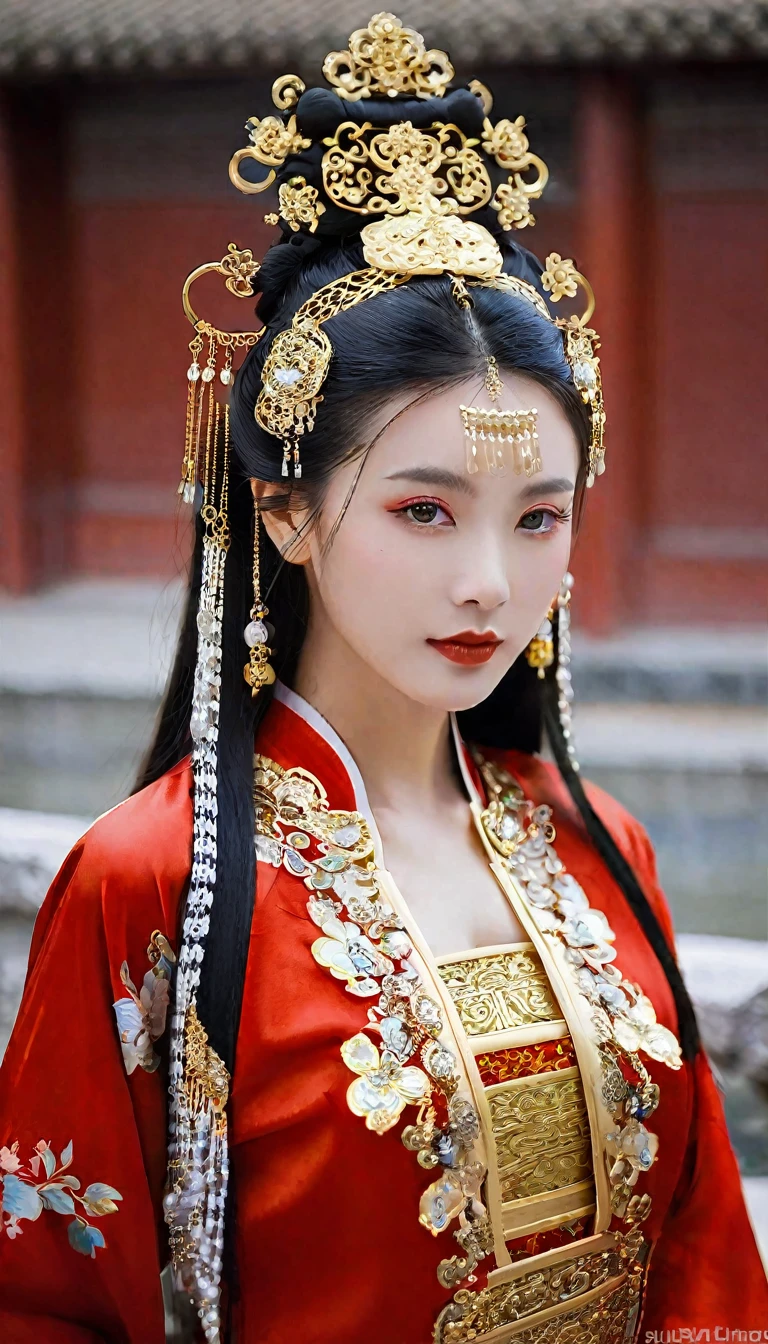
[374,808,529,954]
[228,753,692,1344]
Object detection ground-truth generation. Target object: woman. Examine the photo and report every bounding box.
[1,15,765,1344]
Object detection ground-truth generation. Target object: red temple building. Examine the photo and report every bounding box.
[1,1,767,634]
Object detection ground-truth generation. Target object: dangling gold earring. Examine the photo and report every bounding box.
[243,502,275,696]
[525,605,555,678]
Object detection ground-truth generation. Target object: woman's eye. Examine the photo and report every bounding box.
[400,500,453,526]
[518,508,568,534]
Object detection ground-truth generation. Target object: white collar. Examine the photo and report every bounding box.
[272,679,483,859]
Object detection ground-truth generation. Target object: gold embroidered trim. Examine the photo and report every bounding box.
[437,949,561,1037]
[253,752,492,1287]
[488,1075,592,1203]
[474,754,680,1220]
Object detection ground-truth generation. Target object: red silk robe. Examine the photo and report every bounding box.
[1,683,766,1343]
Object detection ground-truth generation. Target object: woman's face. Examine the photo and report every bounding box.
[260,372,581,712]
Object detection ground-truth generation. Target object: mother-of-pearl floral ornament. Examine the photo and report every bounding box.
[113,932,176,1075]
[341,1033,430,1132]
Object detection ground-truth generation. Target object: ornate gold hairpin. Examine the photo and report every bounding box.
[179,242,264,501]
[219,13,604,488]
[255,268,411,478]
[228,75,309,195]
[459,356,540,476]
[541,253,605,486]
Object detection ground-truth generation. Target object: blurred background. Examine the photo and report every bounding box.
[0,0,766,1258]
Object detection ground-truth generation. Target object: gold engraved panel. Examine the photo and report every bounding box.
[488,1074,592,1202]
[436,1250,624,1341]
[501,1280,635,1344]
[437,948,561,1037]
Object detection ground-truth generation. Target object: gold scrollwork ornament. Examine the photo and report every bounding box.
[229,110,311,196]
[482,115,549,232]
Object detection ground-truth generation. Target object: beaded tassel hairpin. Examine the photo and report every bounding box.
[166,386,231,1339]
[168,243,264,1341]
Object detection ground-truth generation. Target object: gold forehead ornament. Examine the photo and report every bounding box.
[180,13,605,492]
[459,356,541,478]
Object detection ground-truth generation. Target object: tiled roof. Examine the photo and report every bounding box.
[0,1,766,73]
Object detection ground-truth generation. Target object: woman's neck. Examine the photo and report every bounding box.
[292,619,459,816]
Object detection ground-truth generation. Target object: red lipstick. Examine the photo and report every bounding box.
[427,630,503,666]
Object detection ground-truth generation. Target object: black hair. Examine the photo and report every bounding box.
[138,82,699,1135]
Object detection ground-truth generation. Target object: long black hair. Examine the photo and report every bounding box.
[137,84,699,1097]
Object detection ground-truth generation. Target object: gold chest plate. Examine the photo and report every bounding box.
[253,751,676,1343]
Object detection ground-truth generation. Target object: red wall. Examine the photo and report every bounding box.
[1,69,766,630]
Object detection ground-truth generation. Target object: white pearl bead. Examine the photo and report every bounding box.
[244,619,268,646]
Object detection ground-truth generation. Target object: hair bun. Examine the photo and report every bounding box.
[254,232,326,324]
[255,83,547,322]
[271,84,490,247]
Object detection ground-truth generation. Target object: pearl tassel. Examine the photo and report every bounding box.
[165,401,231,1344]
[555,572,580,773]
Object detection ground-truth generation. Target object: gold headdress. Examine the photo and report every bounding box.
[170,15,606,1342]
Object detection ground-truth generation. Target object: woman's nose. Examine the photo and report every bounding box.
[450,536,511,611]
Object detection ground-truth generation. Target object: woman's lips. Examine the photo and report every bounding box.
[427,631,503,666]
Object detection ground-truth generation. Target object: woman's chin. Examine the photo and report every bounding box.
[393,653,514,713]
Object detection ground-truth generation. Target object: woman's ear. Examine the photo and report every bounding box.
[250,479,313,565]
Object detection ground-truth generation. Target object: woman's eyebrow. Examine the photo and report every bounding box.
[384,469,575,500]
[517,476,575,500]
[384,466,475,496]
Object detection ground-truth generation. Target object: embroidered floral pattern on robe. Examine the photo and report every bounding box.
[0,1139,122,1255]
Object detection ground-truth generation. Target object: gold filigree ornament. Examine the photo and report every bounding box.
[221,15,607,487]
[541,252,606,487]
[277,176,326,234]
[322,11,455,102]
[255,268,411,478]
[482,115,549,232]
[319,117,536,276]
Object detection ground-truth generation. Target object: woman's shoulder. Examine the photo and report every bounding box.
[27,756,193,972]
[78,754,193,875]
